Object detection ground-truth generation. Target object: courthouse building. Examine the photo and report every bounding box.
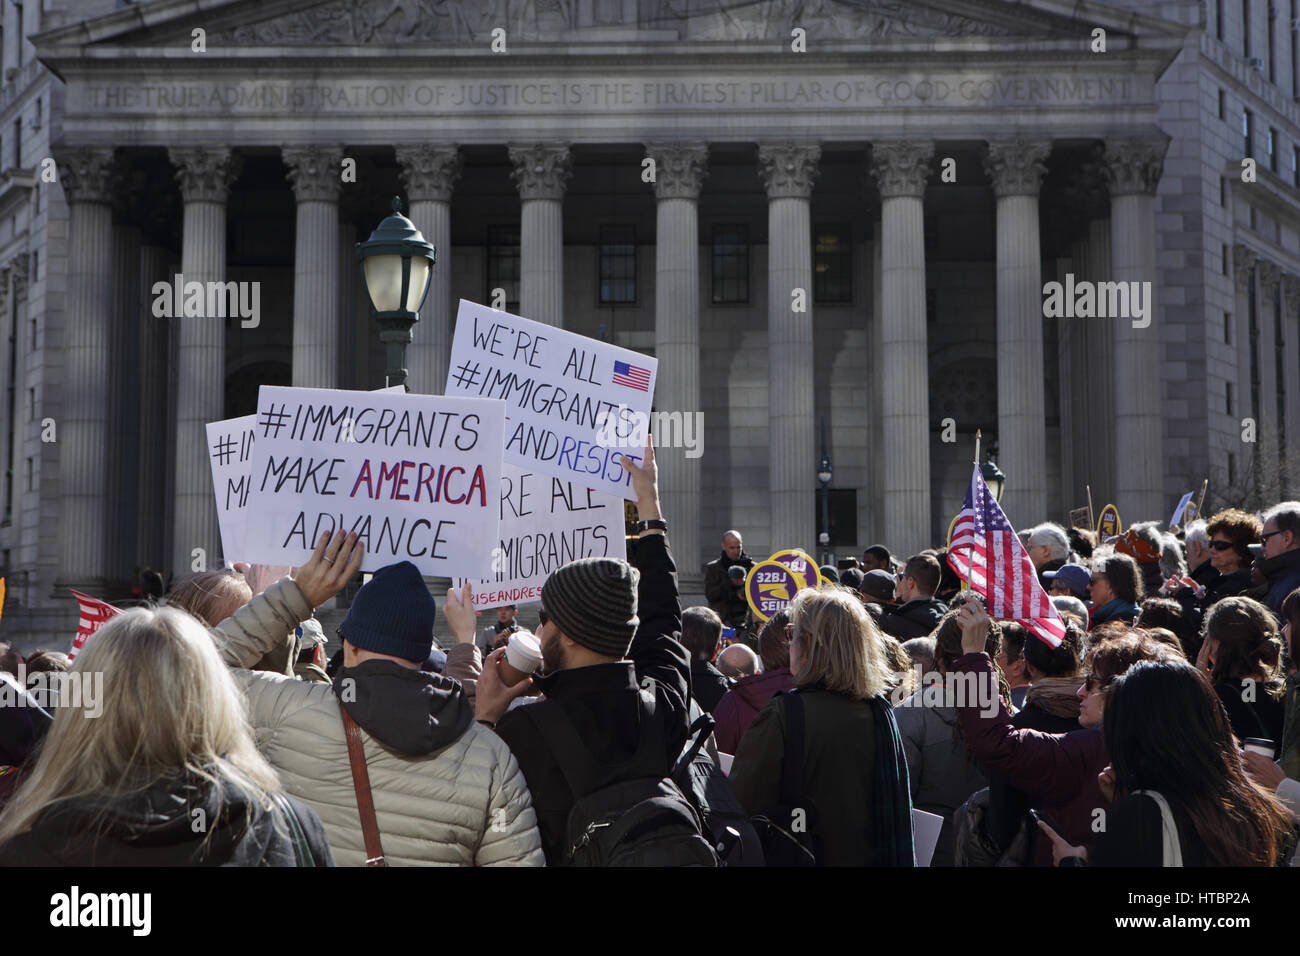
[0,0,1296,642]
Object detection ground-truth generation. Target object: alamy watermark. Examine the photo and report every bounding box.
[595,405,703,459]
[151,273,261,328]
[0,663,103,718]
[1041,273,1151,329]
[891,667,1000,718]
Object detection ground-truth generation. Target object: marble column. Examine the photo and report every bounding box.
[1083,216,1116,507]
[168,146,241,576]
[1256,260,1282,492]
[647,142,708,575]
[1233,244,1257,490]
[758,143,820,552]
[137,242,171,571]
[1283,277,1300,491]
[54,147,116,588]
[509,144,571,327]
[984,140,1051,526]
[283,146,343,388]
[870,212,884,542]
[1104,136,1169,521]
[397,144,461,394]
[110,209,143,582]
[870,142,933,555]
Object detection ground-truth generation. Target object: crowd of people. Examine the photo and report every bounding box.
[1,444,1299,867]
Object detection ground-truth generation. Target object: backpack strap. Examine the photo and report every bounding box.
[779,690,805,809]
[272,792,315,868]
[525,687,667,799]
[338,702,388,867]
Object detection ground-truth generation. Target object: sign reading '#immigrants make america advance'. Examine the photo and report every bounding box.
[454,463,625,609]
[445,300,658,501]
[241,386,506,578]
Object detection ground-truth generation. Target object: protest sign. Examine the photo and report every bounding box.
[206,414,256,565]
[1069,506,1092,530]
[745,559,803,622]
[1169,492,1194,530]
[206,386,406,566]
[1096,503,1122,540]
[444,299,658,501]
[768,549,822,590]
[453,462,626,608]
[241,385,506,577]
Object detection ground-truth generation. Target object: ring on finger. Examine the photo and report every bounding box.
[322,556,336,565]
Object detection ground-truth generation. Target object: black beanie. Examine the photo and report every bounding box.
[541,557,640,658]
[339,561,436,663]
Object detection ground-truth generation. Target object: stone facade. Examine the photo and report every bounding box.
[0,0,1293,646]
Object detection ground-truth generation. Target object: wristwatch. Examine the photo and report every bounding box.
[637,518,668,533]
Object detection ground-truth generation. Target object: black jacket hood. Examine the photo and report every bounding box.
[333,659,473,756]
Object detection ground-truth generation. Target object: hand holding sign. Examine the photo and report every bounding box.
[293,531,365,609]
[620,434,661,523]
[444,582,478,645]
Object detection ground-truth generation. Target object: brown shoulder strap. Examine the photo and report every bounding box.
[339,702,388,867]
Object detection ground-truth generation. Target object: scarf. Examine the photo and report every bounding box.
[1091,598,1140,627]
[1025,677,1083,719]
[868,693,916,866]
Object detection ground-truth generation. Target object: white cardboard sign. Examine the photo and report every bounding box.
[444,299,657,501]
[454,462,626,608]
[205,414,257,566]
[241,385,506,577]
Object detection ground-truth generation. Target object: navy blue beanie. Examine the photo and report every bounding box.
[339,561,436,663]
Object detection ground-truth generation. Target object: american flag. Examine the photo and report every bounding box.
[612,360,651,392]
[67,589,121,662]
[948,464,1066,648]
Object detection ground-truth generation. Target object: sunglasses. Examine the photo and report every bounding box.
[1209,540,1236,551]
[1261,530,1284,543]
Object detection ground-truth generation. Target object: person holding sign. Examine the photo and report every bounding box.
[207,531,544,867]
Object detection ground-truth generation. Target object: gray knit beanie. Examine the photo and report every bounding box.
[541,557,641,658]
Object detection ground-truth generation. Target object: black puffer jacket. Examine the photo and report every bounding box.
[0,772,333,866]
[879,597,950,640]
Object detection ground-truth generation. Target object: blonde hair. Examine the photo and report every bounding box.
[789,587,889,700]
[165,570,252,627]
[0,607,284,850]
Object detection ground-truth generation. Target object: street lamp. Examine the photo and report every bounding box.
[817,415,833,562]
[981,456,1006,503]
[356,196,436,390]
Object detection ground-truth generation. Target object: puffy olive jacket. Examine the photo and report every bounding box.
[211,578,543,867]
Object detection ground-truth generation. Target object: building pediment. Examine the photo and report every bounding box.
[36,0,1184,55]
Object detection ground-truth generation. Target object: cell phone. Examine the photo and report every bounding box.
[1028,808,1067,842]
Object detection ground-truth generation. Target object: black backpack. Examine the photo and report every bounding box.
[749,690,819,866]
[524,689,719,867]
[672,709,765,866]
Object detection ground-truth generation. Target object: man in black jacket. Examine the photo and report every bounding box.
[474,441,692,865]
[880,553,950,640]
[704,530,754,627]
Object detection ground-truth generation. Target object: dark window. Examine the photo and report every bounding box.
[26,386,33,422]
[924,214,938,257]
[1268,0,1277,82]
[1224,243,1231,274]
[815,488,858,549]
[711,224,749,304]
[1293,145,1299,186]
[24,456,31,492]
[813,224,851,303]
[485,223,520,312]
[1227,381,1235,415]
[1244,108,1254,157]
[1245,0,1253,58]
[1218,88,1226,120]
[1218,0,1225,38]
[10,117,18,168]
[30,250,35,280]
[597,224,636,304]
[1269,127,1278,171]
[1226,310,1233,345]
[1220,176,1227,206]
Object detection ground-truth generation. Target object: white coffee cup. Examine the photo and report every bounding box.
[1242,737,1276,759]
[499,630,542,686]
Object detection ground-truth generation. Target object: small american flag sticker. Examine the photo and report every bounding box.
[612,360,651,392]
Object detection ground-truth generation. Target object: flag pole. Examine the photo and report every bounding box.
[974,428,981,468]
[1086,484,1095,530]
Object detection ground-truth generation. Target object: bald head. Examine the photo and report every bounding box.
[716,643,760,679]
[722,531,744,561]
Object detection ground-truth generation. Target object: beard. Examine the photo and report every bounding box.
[541,629,565,675]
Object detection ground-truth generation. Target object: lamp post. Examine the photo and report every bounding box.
[817,415,833,564]
[981,455,1006,503]
[356,196,436,390]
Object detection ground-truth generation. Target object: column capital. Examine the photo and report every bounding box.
[644,143,709,200]
[1101,136,1169,197]
[55,146,116,205]
[869,141,934,199]
[982,140,1051,198]
[169,147,242,204]
[1283,274,1300,312]
[1258,259,1282,299]
[395,144,462,203]
[757,143,820,199]
[282,145,344,203]
[509,144,572,200]
[1233,244,1258,291]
